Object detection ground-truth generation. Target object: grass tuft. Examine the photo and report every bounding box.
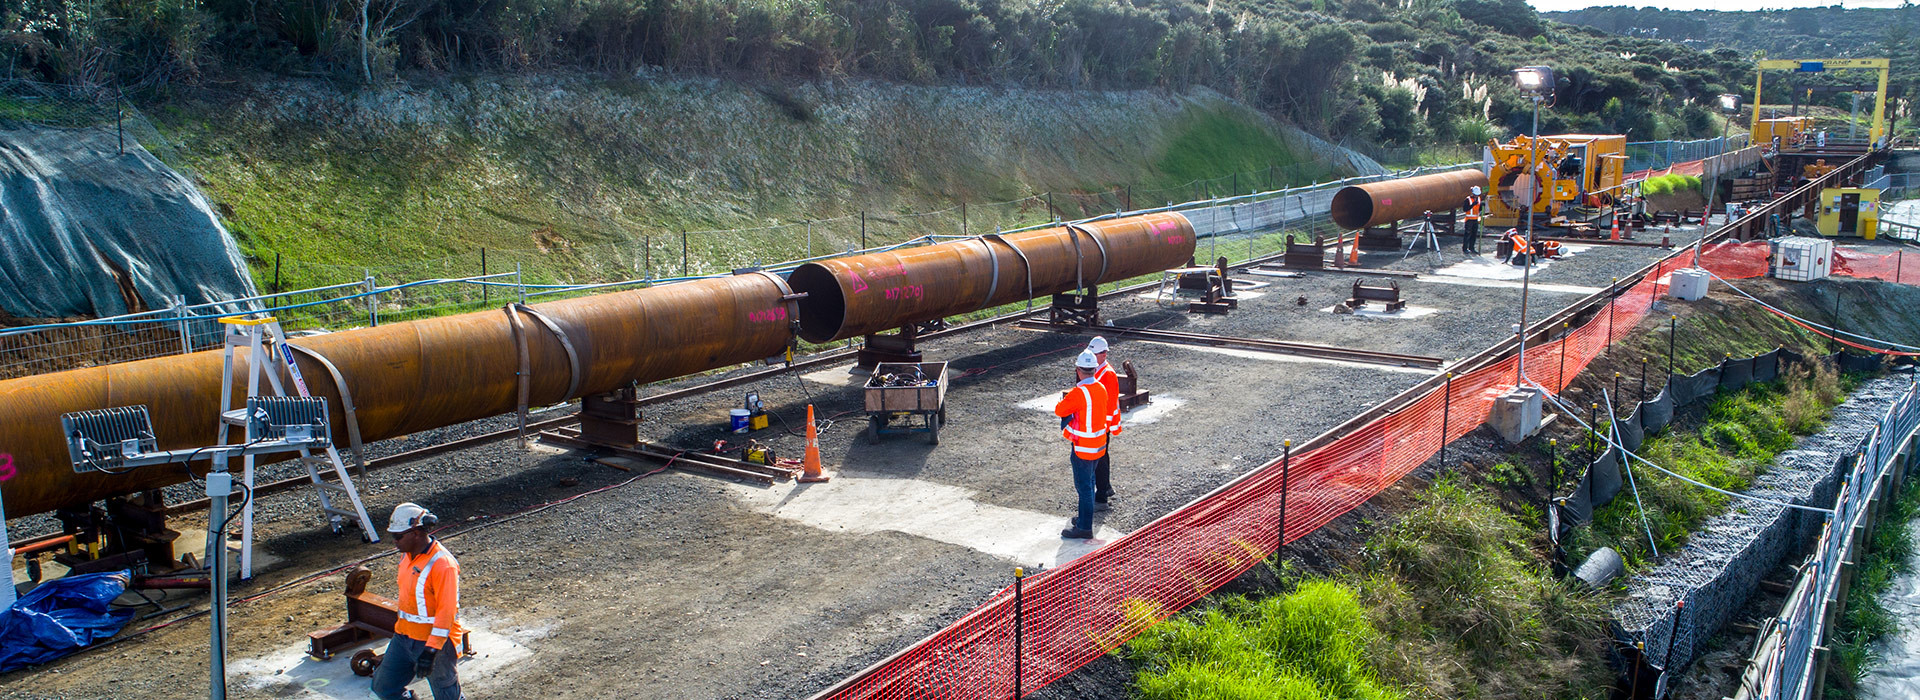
[1127,581,1404,700]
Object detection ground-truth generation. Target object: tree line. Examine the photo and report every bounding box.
[2,0,1757,147]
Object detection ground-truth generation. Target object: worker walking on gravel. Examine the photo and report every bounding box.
[1053,350,1111,540]
[1087,336,1121,511]
[1461,186,1484,255]
[372,503,466,700]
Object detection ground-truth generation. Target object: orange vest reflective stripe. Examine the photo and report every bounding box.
[395,540,464,648]
[1464,196,1482,221]
[1095,363,1122,435]
[1053,382,1110,460]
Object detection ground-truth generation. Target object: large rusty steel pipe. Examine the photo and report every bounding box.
[0,274,796,518]
[789,212,1197,343]
[1328,169,1486,230]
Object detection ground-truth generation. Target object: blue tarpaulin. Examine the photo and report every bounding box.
[0,570,136,672]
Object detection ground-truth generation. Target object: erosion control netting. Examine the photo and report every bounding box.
[1613,375,1917,690]
[0,125,256,318]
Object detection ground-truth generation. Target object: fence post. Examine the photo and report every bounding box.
[806,220,813,259]
[1899,250,1905,284]
[1668,315,1678,377]
[1124,186,1132,211]
[1641,357,1649,402]
[1014,567,1026,699]
[1831,290,1843,354]
[643,236,651,280]
[1659,599,1686,688]
[1440,373,1453,470]
[861,212,868,250]
[681,231,689,277]
[1278,440,1292,558]
[481,248,489,303]
[1588,402,1600,464]
[364,272,378,327]
[1613,373,1622,413]
[961,203,967,236]
[1558,321,1569,390]
[272,253,282,296]
[1605,278,1619,354]
[174,295,192,355]
[516,263,525,305]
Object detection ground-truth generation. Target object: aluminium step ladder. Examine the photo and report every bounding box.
[214,316,380,580]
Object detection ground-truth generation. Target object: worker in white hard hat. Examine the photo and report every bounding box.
[372,503,466,700]
[1461,185,1485,255]
[1086,336,1121,511]
[1052,349,1111,540]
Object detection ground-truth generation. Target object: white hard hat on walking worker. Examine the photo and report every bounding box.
[1471,186,1482,195]
[388,502,436,533]
[1086,336,1108,354]
[1075,350,1100,370]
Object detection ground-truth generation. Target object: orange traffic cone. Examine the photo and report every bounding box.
[799,403,830,483]
[1609,218,1621,241]
[1347,233,1361,265]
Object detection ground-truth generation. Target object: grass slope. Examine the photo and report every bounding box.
[150,77,1339,293]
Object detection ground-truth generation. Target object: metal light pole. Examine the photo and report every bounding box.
[1694,94,1742,269]
[1513,66,1554,385]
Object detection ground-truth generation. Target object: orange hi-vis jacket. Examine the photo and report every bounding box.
[1054,379,1111,460]
[1095,362,1122,436]
[395,540,464,649]
[1464,195,1482,221]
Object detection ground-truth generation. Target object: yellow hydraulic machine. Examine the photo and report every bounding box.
[1753,118,1810,149]
[1483,134,1627,227]
[1815,187,1881,239]
[1753,58,1891,146]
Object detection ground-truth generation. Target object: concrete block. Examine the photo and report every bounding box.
[1488,387,1543,443]
[1668,268,1709,301]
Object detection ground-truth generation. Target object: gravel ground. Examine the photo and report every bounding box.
[0,228,1690,699]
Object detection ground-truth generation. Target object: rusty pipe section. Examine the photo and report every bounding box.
[0,274,795,518]
[788,212,1197,343]
[1328,169,1485,230]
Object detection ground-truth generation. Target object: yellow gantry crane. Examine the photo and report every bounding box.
[1752,58,1892,146]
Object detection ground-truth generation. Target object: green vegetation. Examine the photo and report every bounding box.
[1550,5,1920,141]
[1129,480,1611,700]
[1567,362,1851,570]
[1127,581,1403,700]
[1639,173,1702,197]
[6,1,1752,148]
[1827,476,1920,700]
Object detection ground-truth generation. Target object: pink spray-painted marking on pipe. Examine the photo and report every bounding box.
[0,453,13,482]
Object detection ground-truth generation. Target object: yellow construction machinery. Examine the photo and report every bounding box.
[1483,134,1627,227]
[1752,58,1891,146]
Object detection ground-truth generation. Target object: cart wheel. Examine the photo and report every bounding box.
[351,649,381,677]
[866,416,881,444]
[927,413,940,445]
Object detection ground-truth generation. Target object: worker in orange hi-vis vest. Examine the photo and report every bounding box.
[372,503,466,700]
[1053,350,1110,540]
[1461,186,1485,255]
[1087,336,1121,511]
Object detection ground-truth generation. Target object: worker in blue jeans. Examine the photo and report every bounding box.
[372,503,466,700]
[1053,350,1111,539]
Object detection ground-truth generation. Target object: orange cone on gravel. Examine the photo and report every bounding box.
[799,404,830,483]
[1610,218,1621,240]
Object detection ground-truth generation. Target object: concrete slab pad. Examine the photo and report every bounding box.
[727,476,1122,569]
[1323,305,1439,319]
[800,364,866,387]
[1414,276,1604,295]
[1431,245,1594,281]
[227,614,544,698]
[1014,394,1187,426]
[1139,341,1438,375]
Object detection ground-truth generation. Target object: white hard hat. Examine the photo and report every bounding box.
[1075,350,1100,370]
[1086,336,1109,354]
[1471,186,1482,195]
[388,502,436,533]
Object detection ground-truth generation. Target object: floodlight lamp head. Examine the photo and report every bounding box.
[1513,66,1554,95]
[1717,93,1741,113]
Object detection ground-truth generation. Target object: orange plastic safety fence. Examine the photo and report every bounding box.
[814,244,1820,700]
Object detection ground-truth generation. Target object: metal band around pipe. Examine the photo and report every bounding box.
[1063,222,1111,293]
[982,233,1035,311]
[509,303,584,402]
[281,343,367,475]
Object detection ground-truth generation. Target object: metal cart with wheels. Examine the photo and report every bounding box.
[863,362,949,445]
